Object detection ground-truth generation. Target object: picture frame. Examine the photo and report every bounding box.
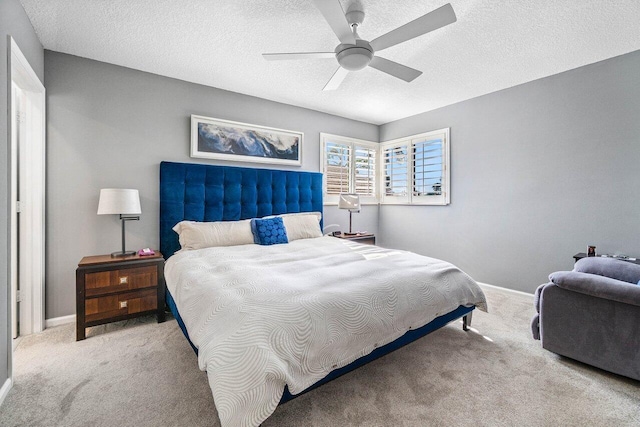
[190,115,303,166]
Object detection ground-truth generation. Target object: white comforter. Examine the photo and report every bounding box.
[165,236,487,427]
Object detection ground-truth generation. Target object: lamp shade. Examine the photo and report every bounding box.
[338,193,360,212]
[97,189,141,215]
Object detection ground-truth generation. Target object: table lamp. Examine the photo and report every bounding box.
[97,188,141,257]
[339,193,360,235]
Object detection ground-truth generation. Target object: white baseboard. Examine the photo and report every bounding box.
[45,314,76,328]
[477,282,534,299]
[0,378,12,407]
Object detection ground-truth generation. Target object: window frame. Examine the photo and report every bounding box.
[320,133,379,205]
[380,128,450,206]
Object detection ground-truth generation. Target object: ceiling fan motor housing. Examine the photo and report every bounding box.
[335,39,374,71]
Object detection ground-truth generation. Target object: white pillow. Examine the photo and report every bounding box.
[269,212,322,241]
[172,219,254,250]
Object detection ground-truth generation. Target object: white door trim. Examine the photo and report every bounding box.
[10,82,18,340]
[7,36,46,389]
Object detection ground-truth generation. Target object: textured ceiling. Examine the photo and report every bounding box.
[20,0,640,125]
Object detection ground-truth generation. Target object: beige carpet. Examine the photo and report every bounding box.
[1,285,638,427]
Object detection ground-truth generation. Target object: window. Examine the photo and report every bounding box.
[381,128,450,205]
[320,129,449,206]
[324,141,351,196]
[354,145,376,196]
[383,144,409,202]
[321,133,378,204]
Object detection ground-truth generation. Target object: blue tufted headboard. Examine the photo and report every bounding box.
[159,161,323,259]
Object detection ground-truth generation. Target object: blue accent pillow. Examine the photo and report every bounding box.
[250,217,288,245]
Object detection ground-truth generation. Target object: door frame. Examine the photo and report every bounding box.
[6,35,46,380]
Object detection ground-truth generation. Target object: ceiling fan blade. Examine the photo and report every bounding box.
[323,67,349,91]
[263,52,335,61]
[370,3,456,52]
[312,0,356,45]
[369,56,422,82]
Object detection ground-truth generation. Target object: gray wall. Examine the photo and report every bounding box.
[0,0,44,390]
[45,51,378,319]
[379,50,640,293]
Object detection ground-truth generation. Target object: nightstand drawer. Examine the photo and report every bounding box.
[332,233,376,245]
[351,236,375,245]
[85,265,157,297]
[85,288,157,323]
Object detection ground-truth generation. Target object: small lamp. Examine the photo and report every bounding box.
[97,188,141,257]
[338,193,360,235]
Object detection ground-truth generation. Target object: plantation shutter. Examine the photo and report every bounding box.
[353,145,376,197]
[412,135,444,197]
[383,144,409,200]
[324,141,352,195]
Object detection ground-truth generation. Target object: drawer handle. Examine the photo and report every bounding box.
[119,301,128,309]
[119,276,129,284]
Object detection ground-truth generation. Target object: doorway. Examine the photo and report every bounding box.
[8,35,46,349]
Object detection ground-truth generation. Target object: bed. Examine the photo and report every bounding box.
[160,161,487,427]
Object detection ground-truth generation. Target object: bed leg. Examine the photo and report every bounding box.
[462,312,472,331]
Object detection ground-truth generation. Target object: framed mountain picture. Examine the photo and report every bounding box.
[190,115,302,166]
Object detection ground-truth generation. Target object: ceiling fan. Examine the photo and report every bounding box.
[263,1,457,90]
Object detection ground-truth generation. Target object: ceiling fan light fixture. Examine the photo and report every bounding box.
[336,47,373,71]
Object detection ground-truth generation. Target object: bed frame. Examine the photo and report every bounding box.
[159,160,474,404]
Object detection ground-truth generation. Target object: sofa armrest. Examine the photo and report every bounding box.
[534,283,546,313]
[574,257,640,284]
[549,271,640,307]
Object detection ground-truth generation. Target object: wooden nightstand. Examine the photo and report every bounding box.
[76,252,166,340]
[333,232,376,245]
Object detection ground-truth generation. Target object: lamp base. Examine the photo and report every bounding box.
[110,250,137,258]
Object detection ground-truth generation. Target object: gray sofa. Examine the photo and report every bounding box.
[531,257,640,381]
